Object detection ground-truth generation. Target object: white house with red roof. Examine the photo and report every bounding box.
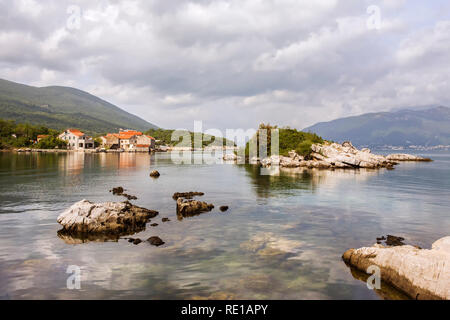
[58,129,95,150]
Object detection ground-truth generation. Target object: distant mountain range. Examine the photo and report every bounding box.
[0,79,158,135]
[304,106,450,147]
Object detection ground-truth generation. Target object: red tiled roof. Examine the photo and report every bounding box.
[146,135,155,140]
[136,144,150,148]
[68,129,84,137]
[37,135,50,139]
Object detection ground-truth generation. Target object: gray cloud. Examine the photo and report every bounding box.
[0,0,449,131]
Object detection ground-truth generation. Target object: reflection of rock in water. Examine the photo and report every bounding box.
[244,164,381,198]
[57,229,122,244]
[346,265,410,300]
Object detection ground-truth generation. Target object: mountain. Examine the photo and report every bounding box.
[304,106,450,147]
[0,79,158,135]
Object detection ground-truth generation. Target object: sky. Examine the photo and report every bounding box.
[1,0,449,131]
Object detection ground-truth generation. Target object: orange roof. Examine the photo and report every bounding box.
[68,129,84,137]
[136,144,150,148]
[37,135,49,139]
[146,135,155,140]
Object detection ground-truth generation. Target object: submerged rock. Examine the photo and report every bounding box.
[342,236,450,300]
[162,218,170,222]
[57,200,159,235]
[219,206,229,212]
[147,236,165,246]
[109,186,138,200]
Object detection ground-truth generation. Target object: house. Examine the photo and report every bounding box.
[58,129,95,150]
[100,134,120,149]
[100,129,155,152]
[129,135,156,152]
[37,135,50,142]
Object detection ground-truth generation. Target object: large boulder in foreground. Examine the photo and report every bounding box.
[57,200,159,235]
[342,236,450,300]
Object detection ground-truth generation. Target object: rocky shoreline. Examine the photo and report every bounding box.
[342,236,450,300]
[256,141,432,170]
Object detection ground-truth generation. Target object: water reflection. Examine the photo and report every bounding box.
[244,164,383,198]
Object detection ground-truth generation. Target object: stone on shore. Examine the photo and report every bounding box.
[57,200,159,235]
[342,236,450,300]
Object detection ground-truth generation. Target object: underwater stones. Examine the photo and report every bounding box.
[57,200,159,235]
[150,170,161,178]
[132,238,142,245]
[240,233,303,258]
[219,206,229,212]
[342,236,450,300]
[150,223,159,227]
[162,218,171,222]
[147,236,165,246]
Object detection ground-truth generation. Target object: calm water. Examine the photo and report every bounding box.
[0,150,449,300]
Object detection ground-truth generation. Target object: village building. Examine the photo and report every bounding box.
[58,129,95,150]
[129,134,156,152]
[100,134,120,149]
[99,129,155,152]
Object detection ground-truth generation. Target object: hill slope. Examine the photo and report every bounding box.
[304,106,450,147]
[0,79,158,135]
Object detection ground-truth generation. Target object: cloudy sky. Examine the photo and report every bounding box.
[1,0,449,131]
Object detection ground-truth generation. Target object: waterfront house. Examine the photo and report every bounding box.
[129,134,156,152]
[58,129,95,150]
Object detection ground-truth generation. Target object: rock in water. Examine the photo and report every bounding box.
[150,170,160,178]
[176,198,214,218]
[147,236,165,246]
[386,154,432,162]
[219,206,229,212]
[57,200,159,235]
[342,236,450,300]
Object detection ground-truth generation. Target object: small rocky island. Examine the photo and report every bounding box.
[258,141,431,169]
[342,236,450,300]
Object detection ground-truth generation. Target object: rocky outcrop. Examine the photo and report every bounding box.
[386,154,432,161]
[176,198,214,219]
[57,200,159,235]
[260,141,432,170]
[342,236,450,300]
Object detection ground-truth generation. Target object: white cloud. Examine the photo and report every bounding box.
[0,0,449,130]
